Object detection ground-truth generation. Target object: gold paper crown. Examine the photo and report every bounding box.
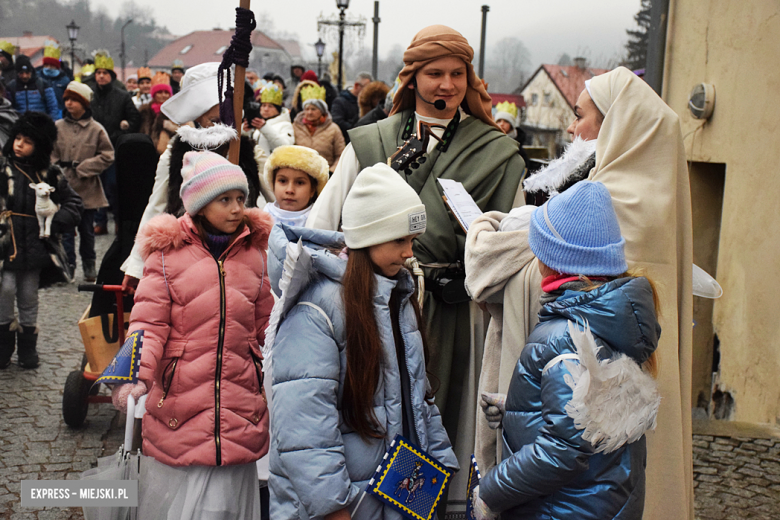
[93,50,114,71]
[495,101,519,119]
[151,71,171,87]
[300,84,326,103]
[137,67,152,80]
[0,40,15,56]
[260,84,283,106]
[43,40,61,60]
[76,64,96,82]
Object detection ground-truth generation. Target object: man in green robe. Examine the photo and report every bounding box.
[306,24,525,510]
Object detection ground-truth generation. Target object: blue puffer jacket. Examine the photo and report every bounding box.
[7,76,61,120]
[267,224,458,520]
[480,277,661,520]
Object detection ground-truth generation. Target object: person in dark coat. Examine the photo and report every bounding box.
[37,41,71,113]
[330,72,372,144]
[5,56,61,121]
[319,72,338,109]
[89,51,140,234]
[0,80,19,149]
[0,40,16,85]
[0,112,83,369]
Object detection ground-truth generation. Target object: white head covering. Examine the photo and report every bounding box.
[586,66,694,518]
[341,163,426,249]
[162,62,227,124]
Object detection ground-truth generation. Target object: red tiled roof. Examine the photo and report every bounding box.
[276,39,302,59]
[148,29,285,69]
[490,93,526,108]
[539,64,610,109]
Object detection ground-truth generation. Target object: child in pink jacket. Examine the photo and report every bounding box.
[113,150,273,519]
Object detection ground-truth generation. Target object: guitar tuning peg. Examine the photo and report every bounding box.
[411,162,420,170]
[417,157,427,164]
[404,168,412,175]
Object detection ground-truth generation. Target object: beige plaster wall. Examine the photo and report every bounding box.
[521,72,574,134]
[664,0,780,424]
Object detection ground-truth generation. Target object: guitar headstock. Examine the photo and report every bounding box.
[389,123,431,174]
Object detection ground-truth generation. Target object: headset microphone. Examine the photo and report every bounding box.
[412,78,448,111]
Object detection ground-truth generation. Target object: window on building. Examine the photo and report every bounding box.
[543,93,552,106]
[180,45,193,55]
[216,45,228,55]
[531,93,539,106]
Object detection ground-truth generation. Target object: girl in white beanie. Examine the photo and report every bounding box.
[265,163,457,520]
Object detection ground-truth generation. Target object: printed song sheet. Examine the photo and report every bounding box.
[437,178,483,232]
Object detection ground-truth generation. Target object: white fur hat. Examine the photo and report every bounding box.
[263,145,330,195]
[341,163,426,249]
[161,62,228,124]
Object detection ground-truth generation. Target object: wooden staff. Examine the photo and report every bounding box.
[228,0,251,165]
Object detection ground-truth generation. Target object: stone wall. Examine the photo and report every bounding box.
[693,431,780,519]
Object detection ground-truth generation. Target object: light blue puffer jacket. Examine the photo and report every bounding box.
[480,277,660,520]
[267,224,458,520]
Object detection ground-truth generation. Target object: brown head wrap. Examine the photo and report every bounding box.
[390,25,499,131]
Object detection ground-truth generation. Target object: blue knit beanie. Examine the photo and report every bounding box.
[529,181,627,276]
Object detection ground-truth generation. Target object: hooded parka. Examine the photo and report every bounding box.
[479,277,660,520]
[267,224,458,520]
[130,208,274,468]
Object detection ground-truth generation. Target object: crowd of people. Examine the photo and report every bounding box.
[0,23,694,520]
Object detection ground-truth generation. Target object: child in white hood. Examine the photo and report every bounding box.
[263,145,329,227]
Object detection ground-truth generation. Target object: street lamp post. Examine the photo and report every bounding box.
[120,19,133,82]
[371,1,380,80]
[314,38,326,78]
[336,0,349,91]
[479,5,489,79]
[66,20,79,72]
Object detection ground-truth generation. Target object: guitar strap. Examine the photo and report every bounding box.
[400,112,461,194]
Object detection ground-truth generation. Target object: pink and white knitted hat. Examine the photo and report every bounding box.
[179,151,249,216]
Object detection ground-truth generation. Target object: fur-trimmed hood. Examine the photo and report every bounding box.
[137,207,273,261]
[523,136,596,196]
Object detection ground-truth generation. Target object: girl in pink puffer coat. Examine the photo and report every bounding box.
[112,150,273,519]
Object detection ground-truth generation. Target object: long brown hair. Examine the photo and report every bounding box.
[580,269,660,378]
[341,248,384,439]
[341,248,436,440]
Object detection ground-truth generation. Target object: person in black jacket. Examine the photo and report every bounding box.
[90,52,140,234]
[330,71,372,144]
[0,112,84,369]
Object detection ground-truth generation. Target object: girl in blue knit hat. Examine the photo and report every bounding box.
[472,180,661,520]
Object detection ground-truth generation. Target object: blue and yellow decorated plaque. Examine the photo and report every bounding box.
[95,330,143,384]
[366,434,451,520]
[465,454,482,520]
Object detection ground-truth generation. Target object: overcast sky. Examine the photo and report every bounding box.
[91,0,641,68]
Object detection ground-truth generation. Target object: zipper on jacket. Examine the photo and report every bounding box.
[158,358,179,408]
[250,352,264,392]
[214,259,227,466]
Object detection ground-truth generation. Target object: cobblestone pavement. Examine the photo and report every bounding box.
[0,228,119,520]
[693,422,780,520]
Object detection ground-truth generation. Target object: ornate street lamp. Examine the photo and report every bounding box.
[314,38,326,78]
[66,20,79,71]
[336,0,350,91]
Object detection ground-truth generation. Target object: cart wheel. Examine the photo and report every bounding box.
[63,370,91,427]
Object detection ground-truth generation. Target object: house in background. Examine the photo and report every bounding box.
[149,29,292,77]
[519,59,608,157]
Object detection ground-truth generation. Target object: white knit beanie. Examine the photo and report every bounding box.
[342,163,426,249]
